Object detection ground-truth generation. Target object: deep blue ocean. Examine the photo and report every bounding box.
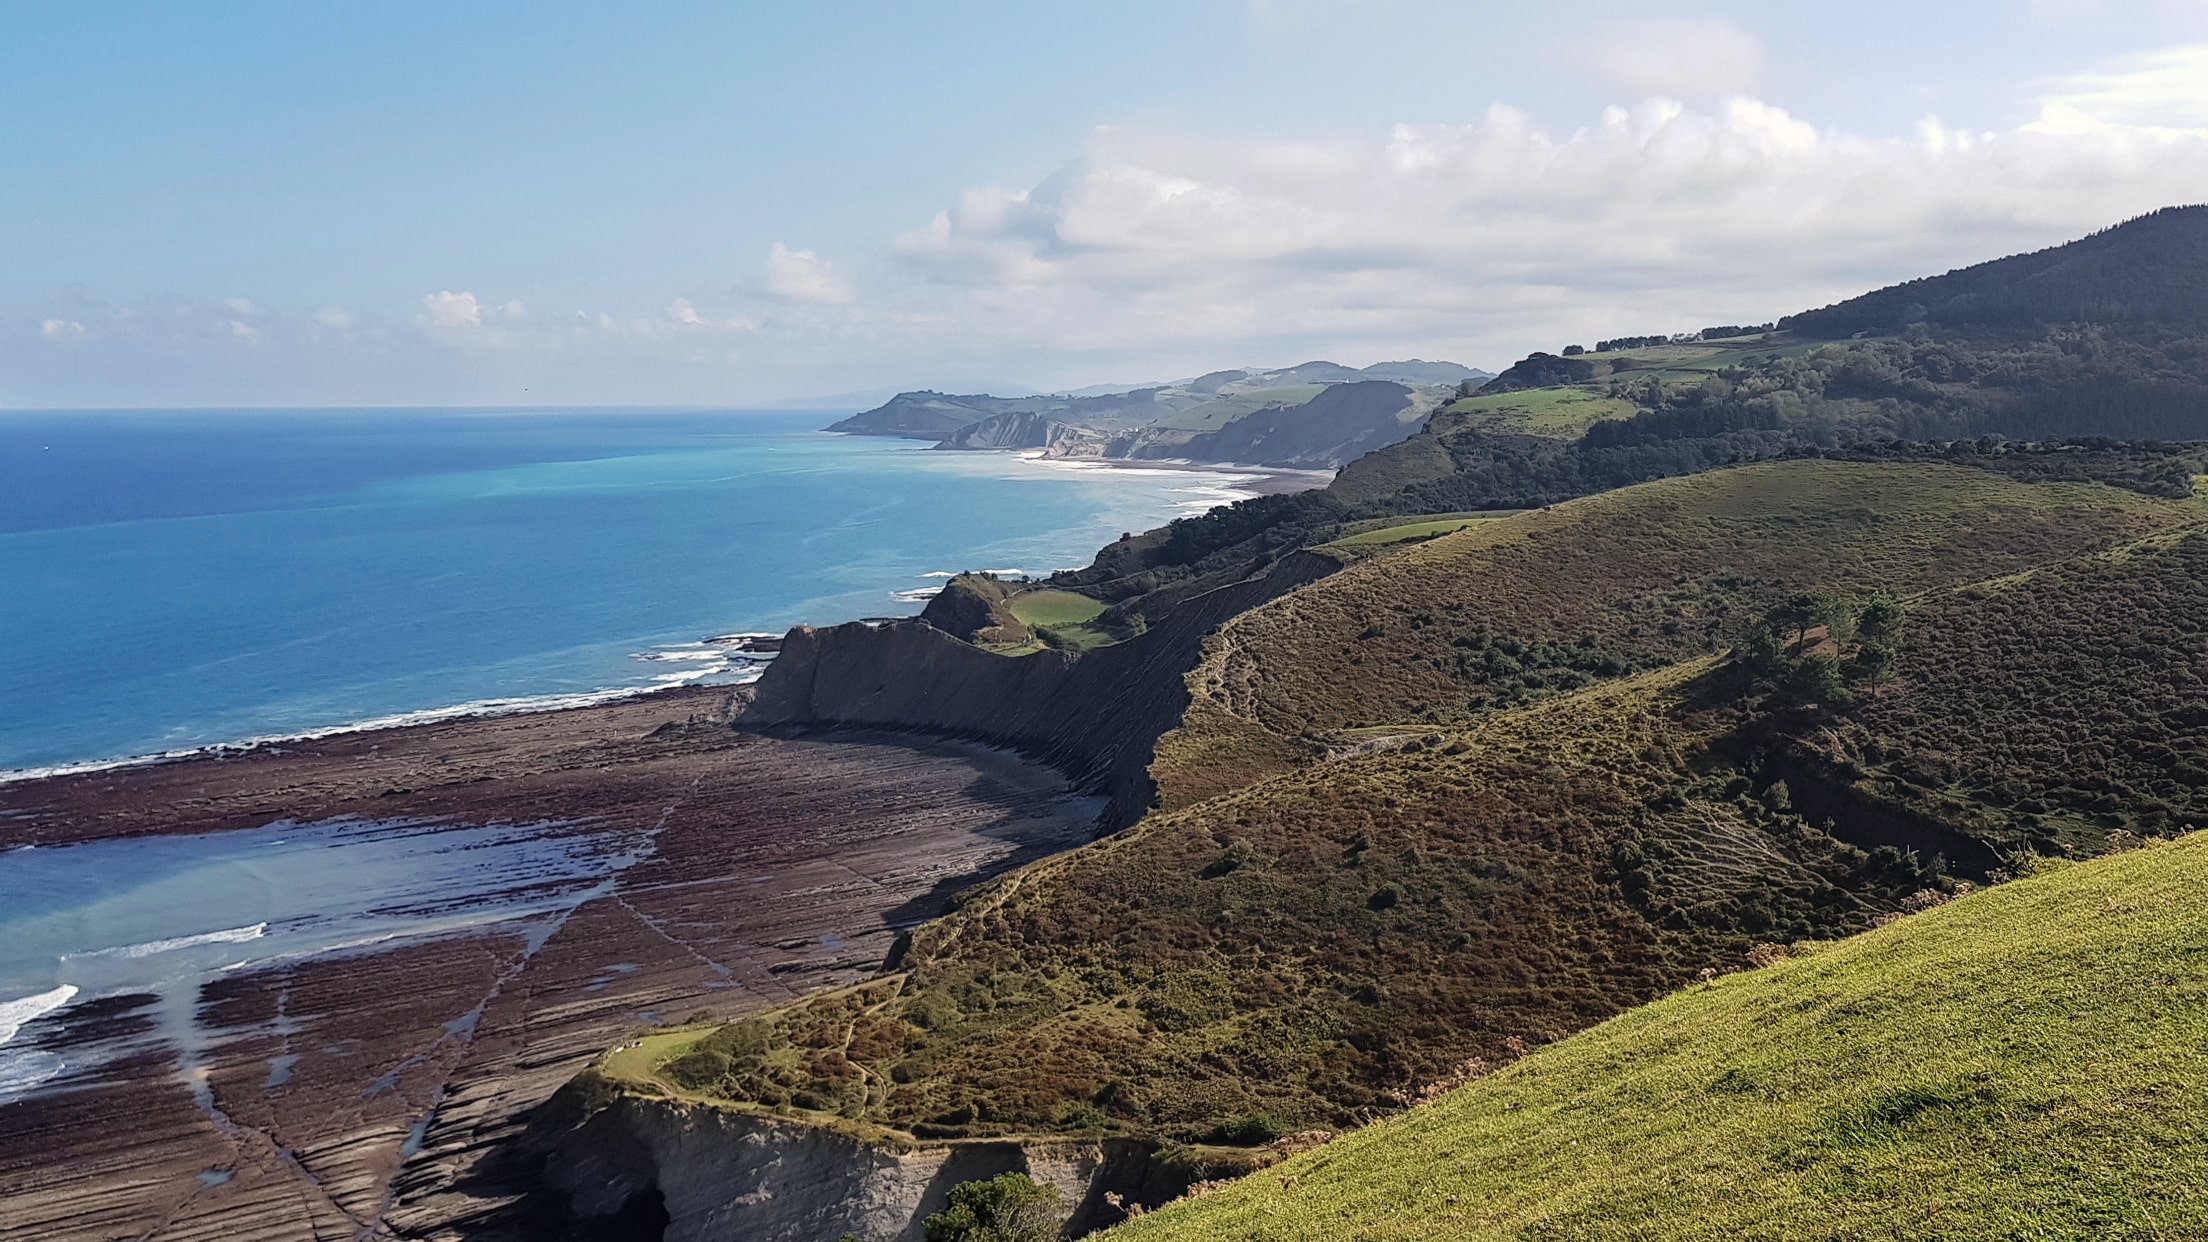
[0,408,1264,775]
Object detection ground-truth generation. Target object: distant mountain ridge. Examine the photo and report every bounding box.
[826,358,1492,471]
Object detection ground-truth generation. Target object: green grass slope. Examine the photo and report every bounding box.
[1118,831,2208,1242]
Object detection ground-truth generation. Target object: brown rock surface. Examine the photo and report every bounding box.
[0,687,1103,1240]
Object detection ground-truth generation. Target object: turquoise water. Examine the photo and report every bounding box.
[0,409,1263,774]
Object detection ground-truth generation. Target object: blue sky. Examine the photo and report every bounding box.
[7,1,2208,406]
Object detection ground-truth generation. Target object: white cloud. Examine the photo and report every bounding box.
[2025,41,2208,136]
[1582,17,1766,99]
[421,290,483,328]
[225,297,258,316]
[226,319,259,340]
[884,72,2208,368]
[20,41,2208,405]
[763,243,856,304]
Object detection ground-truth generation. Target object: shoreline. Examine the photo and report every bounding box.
[1010,448,1336,499]
[5,448,1315,788]
[0,674,764,791]
[0,693,1107,1238]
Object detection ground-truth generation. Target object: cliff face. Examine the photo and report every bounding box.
[746,552,1343,825]
[539,1099,1193,1241]
[934,411,1109,453]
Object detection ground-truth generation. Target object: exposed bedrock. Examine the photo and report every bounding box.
[537,1098,1191,1242]
[744,551,1343,826]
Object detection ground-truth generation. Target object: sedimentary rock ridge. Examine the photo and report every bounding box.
[745,550,1344,825]
[0,688,1104,1241]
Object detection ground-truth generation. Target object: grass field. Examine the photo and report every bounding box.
[1007,589,1108,628]
[1119,832,2208,1241]
[1437,386,1638,438]
[1324,515,1500,549]
[1006,588,1120,650]
[1192,460,2206,745]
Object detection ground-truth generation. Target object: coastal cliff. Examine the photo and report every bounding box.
[745,551,1344,826]
[539,1098,1200,1240]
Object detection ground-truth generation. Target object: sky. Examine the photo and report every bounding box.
[7,1,2208,408]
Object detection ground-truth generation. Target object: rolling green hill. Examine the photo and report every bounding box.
[1116,830,2208,1241]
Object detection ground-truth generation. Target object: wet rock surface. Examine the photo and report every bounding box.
[0,687,1104,1240]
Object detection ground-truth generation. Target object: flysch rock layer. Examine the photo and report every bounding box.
[545,1099,1193,1242]
[0,686,1104,1241]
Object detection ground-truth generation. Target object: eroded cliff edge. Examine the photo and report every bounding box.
[537,1098,1202,1241]
[742,550,1344,828]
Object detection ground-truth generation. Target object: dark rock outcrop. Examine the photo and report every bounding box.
[746,552,1345,826]
[916,573,1029,645]
[532,1099,1201,1242]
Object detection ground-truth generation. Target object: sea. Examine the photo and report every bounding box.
[0,407,1276,1097]
[0,407,1268,776]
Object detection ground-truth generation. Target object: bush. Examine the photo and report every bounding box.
[922,1172,1063,1242]
[1207,1111,1289,1145]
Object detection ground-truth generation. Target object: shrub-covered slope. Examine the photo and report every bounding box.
[670,463,2206,1152]
[1155,460,2205,806]
[1118,830,2208,1242]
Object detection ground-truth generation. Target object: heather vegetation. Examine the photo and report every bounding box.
[653,460,2208,1154]
[1120,832,2208,1241]
[628,211,2208,1232]
[1803,528,2208,857]
[1055,210,2208,612]
[1174,461,2201,761]
[655,666,1945,1142]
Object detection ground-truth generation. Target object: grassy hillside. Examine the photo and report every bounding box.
[653,664,1931,1140]
[1810,527,2208,858]
[672,460,2207,1155]
[1433,387,1638,438]
[1155,460,2204,805]
[1117,831,2208,1241]
[1148,386,1327,433]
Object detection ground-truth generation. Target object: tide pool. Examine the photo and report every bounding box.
[0,409,1268,773]
[0,817,645,1100]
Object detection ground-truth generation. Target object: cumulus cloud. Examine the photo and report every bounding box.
[20,41,2208,405]
[1582,17,1766,99]
[886,60,2208,367]
[763,243,856,304]
[421,290,482,328]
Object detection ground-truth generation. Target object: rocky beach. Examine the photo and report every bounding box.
[0,686,1105,1240]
